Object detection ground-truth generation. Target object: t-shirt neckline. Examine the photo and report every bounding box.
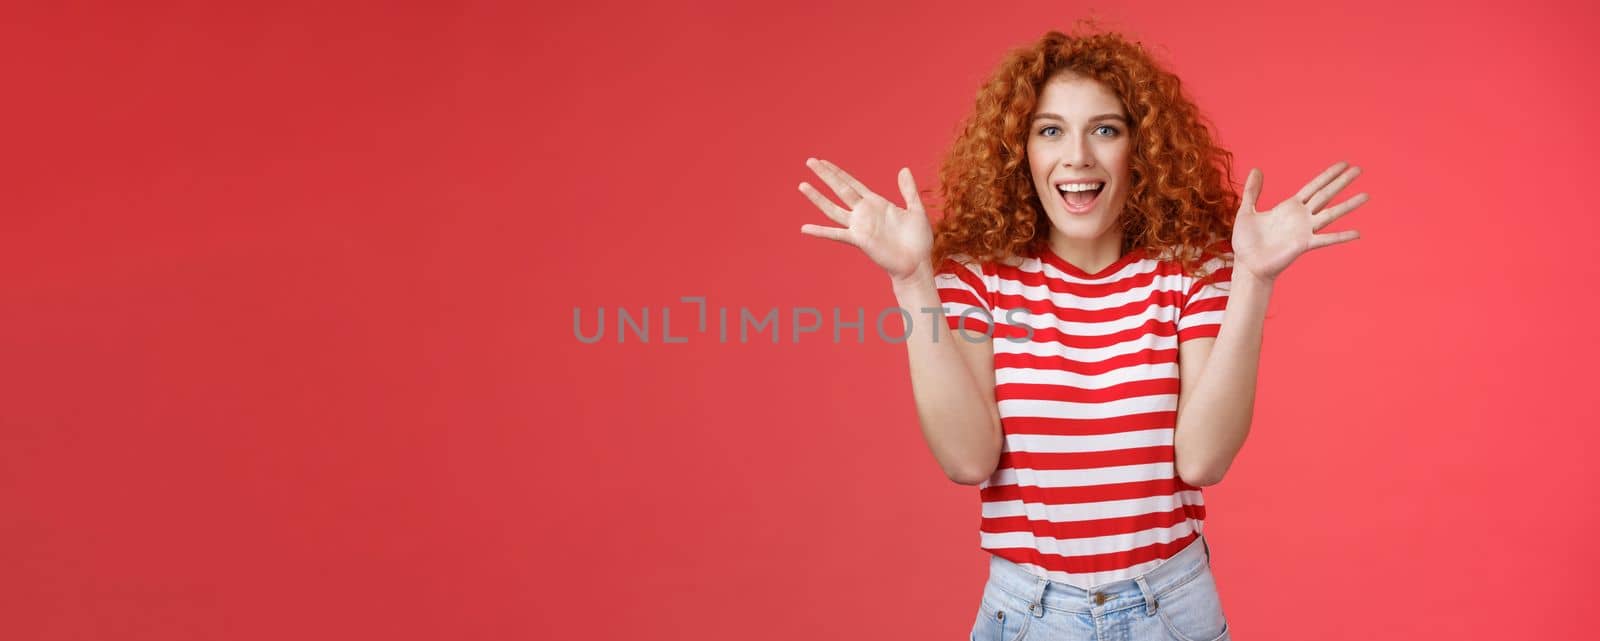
[1040,244,1146,280]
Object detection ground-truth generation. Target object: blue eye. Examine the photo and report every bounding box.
[1038,124,1119,137]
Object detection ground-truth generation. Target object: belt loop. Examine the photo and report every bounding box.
[1134,575,1158,616]
[1201,534,1213,564]
[1027,573,1049,618]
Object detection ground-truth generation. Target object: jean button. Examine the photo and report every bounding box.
[1092,593,1107,605]
[996,610,1004,622]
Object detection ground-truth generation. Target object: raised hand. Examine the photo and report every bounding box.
[798,157,934,282]
[1231,161,1370,283]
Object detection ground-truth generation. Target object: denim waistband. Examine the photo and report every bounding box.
[985,533,1213,617]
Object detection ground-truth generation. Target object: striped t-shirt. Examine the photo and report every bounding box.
[934,244,1232,589]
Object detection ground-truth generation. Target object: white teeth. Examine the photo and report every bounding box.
[1057,182,1104,192]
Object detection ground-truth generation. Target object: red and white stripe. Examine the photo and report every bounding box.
[934,247,1231,588]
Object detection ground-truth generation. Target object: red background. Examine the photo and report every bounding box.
[3,1,1596,639]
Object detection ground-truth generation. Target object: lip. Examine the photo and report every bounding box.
[1055,180,1105,214]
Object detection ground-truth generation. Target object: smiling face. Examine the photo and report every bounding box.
[1026,72,1133,261]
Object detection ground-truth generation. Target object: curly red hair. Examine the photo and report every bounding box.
[931,22,1237,282]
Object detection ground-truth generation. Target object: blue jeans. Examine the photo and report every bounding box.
[969,534,1230,641]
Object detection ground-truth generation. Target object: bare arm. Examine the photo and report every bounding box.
[1175,161,1370,486]
[798,157,1001,485]
[891,263,1001,485]
[1173,273,1270,487]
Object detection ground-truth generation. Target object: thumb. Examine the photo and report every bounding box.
[1240,168,1262,214]
[898,167,924,212]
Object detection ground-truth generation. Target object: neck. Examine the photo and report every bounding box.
[1047,229,1126,274]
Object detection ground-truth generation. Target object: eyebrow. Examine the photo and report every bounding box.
[1031,112,1129,123]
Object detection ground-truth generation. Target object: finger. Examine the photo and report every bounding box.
[1312,192,1369,231]
[800,223,856,247]
[818,158,877,203]
[806,157,862,206]
[1240,168,1263,214]
[1307,165,1361,213]
[897,167,924,212]
[799,182,849,225]
[1308,229,1360,251]
[1293,161,1350,205]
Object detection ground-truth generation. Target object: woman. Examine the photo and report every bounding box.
[798,27,1365,641]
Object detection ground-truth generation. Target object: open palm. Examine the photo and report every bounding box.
[798,158,933,281]
[1232,161,1370,283]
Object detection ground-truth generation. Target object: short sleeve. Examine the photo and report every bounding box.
[933,256,995,336]
[1177,256,1231,343]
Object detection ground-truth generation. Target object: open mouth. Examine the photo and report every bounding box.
[1058,182,1104,214]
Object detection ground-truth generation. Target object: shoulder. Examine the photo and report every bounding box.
[1146,245,1233,283]
[937,252,1028,278]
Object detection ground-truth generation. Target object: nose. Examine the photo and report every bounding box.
[1059,135,1094,169]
